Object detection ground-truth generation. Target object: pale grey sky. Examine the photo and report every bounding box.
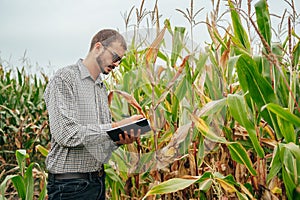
[0,0,298,74]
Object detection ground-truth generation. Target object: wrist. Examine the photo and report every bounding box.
[112,122,118,128]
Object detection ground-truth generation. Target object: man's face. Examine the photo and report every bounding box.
[96,42,125,75]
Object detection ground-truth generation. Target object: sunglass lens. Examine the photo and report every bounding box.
[113,54,122,63]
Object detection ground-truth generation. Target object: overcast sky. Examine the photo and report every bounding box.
[0,0,298,74]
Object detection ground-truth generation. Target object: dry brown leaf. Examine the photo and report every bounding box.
[154,55,190,110]
[108,91,114,106]
[111,90,145,117]
[156,123,192,169]
[145,26,167,64]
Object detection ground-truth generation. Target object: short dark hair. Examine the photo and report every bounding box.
[89,29,127,51]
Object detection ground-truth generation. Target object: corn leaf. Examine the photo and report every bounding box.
[24,163,34,200]
[292,41,300,67]
[191,114,227,143]
[282,167,296,200]
[197,98,227,117]
[171,27,186,67]
[143,176,199,198]
[16,150,28,174]
[277,116,296,143]
[0,175,19,200]
[228,94,265,158]
[228,0,250,51]
[264,103,300,127]
[255,0,272,46]
[236,54,280,137]
[267,145,282,183]
[11,176,26,199]
[36,145,49,157]
[227,142,257,175]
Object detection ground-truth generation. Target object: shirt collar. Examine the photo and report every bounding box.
[78,59,91,80]
[77,59,103,84]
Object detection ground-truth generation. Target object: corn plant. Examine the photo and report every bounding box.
[0,0,299,199]
[104,0,300,199]
[0,64,49,199]
[0,149,46,200]
[0,64,49,167]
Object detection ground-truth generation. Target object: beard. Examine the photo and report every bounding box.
[96,55,115,75]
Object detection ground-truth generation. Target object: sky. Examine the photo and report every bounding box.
[0,0,298,74]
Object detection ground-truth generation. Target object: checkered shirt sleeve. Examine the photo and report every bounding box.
[44,60,118,173]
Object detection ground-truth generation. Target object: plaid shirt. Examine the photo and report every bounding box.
[44,59,118,173]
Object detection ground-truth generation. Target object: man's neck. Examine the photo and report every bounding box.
[82,55,101,81]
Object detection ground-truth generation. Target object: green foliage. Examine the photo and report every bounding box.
[255,0,272,46]
[1,0,299,199]
[0,65,49,168]
[0,150,46,200]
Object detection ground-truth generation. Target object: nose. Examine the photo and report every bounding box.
[112,61,120,66]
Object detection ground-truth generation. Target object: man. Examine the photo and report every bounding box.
[44,29,143,200]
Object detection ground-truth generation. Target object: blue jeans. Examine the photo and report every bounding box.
[47,173,106,200]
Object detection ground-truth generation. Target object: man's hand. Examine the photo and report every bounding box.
[116,128,141,145]
[112,114,143,145]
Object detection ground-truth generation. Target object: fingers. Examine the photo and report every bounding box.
[116,129,141,145]
[131,114,144,121]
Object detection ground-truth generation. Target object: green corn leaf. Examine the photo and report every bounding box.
[282,148,298,200]
[282,142,300,161]
[197,98,227,117]
[104,167,125,188]
[236,54,276,107]
[192,52,208,83]
[111,149,130,174]
[198,178,213,192]
[267,145,282,183]
[227,142,257,175]
[17,68,22,86]
[143,176,200,198]
[264,103,300,127]
[136,151,155,173]
[16,150,28,174]
[236,54,280,137]
[228,94,265,157]
[288,71,297,112]
[292,41,300,68]
[170,27,185,67]
[255,0,272,46]
[11,176,26,200]
[236,191,249,200]
[0,175,19,200]
[282,167,296,200]
[228,0,251,51]
[38,181,47,200]
[283,149,300,184]
[196,172,214,192]
[277,116,296,143]
[174,77,189,102]
[227,56,240,83]
[25,163,35,200]
[36,145,49,157]
[272,43,283,62]
[197,134,205,166]
[171,95,179,122]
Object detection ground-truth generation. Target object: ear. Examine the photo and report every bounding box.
[93,42,104,54]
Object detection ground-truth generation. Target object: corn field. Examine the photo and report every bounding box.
[1,0,300,199]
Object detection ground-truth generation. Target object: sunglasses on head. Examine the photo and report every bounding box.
[103,45,122,64]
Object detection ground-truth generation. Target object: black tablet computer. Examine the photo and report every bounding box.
[107,118,151,142]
